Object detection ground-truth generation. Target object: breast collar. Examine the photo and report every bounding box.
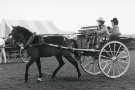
[24,33,36,48]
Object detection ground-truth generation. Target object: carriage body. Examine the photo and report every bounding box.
[77,26,130,78]
[77,26,109,49]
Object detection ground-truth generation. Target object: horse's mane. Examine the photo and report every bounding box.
[13,26,33,37]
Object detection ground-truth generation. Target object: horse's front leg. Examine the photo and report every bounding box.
[36,58,43,82]
[25,59,35,82]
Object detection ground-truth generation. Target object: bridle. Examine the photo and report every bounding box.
[15,32,36,50]
[17,33,35,61]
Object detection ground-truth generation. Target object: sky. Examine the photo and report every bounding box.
[0,0,135,34]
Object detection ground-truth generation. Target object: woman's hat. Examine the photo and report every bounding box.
[111,18,118,22]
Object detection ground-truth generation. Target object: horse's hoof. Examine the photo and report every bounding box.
[78,75,81,80]
[51,75,55,79]
[51,77,57,81]
[78,77,81,80]
[37,77,43,82]
[51,75,57,81]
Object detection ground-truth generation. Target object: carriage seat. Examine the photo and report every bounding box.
[119,35,132,39]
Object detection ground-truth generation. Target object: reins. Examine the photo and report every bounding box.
[21,33,73,52]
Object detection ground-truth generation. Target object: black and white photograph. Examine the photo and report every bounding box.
[0,0,134,90]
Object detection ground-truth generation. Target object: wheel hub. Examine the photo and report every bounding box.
[112,56,117,62]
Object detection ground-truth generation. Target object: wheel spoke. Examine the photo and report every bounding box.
[100,55,112,60]
[82,57,89,68]
[88,63,93,72]
[113,43,116,55]
[118,49,127,55]
[81,56,85,62]
[117,62,121,75]
[101,59,111,64]
[83,61,90,68]
[117,61,125,70]
[84,62,91,70]
[108,44,114,56]
[112,63,115,76]
[102,61,111,71]
[118,59,129,64]
[103,49,112,57]
[116,45,122,56]
[93,63,96,73]
[118,55,129,59]
[106,63,112,74]
[90,60,97,72]
[102,50,114,53]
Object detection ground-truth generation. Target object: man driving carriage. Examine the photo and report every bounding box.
[96,17,109,35]
[86,17,110,49]
[95,17,110,48]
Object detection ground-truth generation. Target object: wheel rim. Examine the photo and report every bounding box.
[99,41,130,78]
[81,55,101,75]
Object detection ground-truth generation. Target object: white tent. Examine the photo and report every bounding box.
[0,19,67,38]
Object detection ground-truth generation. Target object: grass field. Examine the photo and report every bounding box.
[0,50,135,90]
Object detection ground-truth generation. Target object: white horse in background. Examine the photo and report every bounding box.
[0,38,6,63]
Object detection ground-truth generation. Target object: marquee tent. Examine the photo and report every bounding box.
[0,19,68,38]
[1,19,134,39]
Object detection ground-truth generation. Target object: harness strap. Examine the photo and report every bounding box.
[24,32,36,48]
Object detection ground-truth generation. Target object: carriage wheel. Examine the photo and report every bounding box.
[81,55,101,75]
[99,41,130,78]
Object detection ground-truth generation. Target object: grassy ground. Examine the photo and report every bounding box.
[0,50,135,90]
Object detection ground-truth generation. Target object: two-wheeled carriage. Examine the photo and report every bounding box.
[39,26,131,79]
[77,26,130,78]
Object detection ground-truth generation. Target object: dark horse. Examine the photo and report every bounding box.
[10,26,81,82]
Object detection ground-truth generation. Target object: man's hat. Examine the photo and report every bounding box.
[97,17,105,22]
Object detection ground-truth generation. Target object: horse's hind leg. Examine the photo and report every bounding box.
[64,54,81,79]
[25,59,35,82]
[35,58,43,81]
[52,55,65,79]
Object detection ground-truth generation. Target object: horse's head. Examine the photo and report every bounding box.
[10,26,33,47]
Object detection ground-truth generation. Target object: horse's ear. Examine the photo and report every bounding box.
[12,26,15,29]
[12,26,18,29]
